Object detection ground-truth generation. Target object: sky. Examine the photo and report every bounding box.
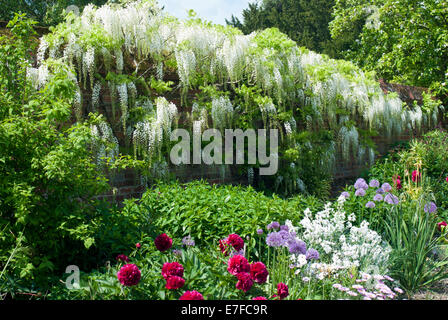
[157,0,256,25]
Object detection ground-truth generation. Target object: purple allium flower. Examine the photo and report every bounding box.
[369,179,380,188]
[384,193,399,205]
[280,225,289,232]
[267,221,280,230]
[305,248,319,260]
[340,191,350,199]
[376,188,385,194]
[424,202,437,213]
[278,230,291,243]
[382,183,392,192]
[172,249,182,256]
[257,229,264,235]
[287,239,307,254]
[366,201,376,208]
[373,194,383,202]
[266,232,284,247]
[355,188,366,197]
[182,235,195,247]
[354,178,369,190]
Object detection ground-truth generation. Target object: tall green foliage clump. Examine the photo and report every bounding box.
[330,0,448,98]
[0,13,118,287]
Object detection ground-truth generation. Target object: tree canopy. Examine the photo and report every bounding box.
[226,0,339,56]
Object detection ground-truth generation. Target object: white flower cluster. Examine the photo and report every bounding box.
[90,120,119,166]
[297,196,391,278]
[211,96,233,131]
[132,97,178,161]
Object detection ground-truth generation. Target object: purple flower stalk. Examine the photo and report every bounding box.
[182,235,195,247]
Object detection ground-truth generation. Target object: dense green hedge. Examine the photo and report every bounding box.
[120,180,322,247]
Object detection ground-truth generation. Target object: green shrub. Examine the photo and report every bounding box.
[0,14,116,288]
[121,180,322,248]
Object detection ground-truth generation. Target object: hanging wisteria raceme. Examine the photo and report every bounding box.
[132,97,178,162]
[90,120,119,166]
[211,96,234,131]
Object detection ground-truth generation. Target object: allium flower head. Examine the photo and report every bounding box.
[236,272,253,292]
[257,229,264,235]
[373,194,383,202]
[424,202,437,213]
[340,191,350,199]
[382,183,392,192]
[227,255,250,276]
[384,193,399,205]
[182,235,195,247]
[369,179,380,188]
[354,178,368,190]
[305,248,319,260]
[154,233,173,252]
[280,225,289,231]
[355,188,366,197]
[376,188,385,194]
[287,239,307,254]
[180,290,204,300]
[366,201,376,209]
[267,221,280,230]
[117,264,141,287]
[266,232,285,247]
[165,276,185,290]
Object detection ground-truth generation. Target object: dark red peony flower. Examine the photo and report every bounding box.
[179,290,204,300]
[155,233,173,252]
[235,272,253,292]
[227,255,250,276]
[165,276,185,290]
[252,296,268,300]
[250,262,269,284]
[226,234,244,251]
[276,282,289,300]
[117,264,141,286]
[162,262,184,280]
[116,254,129,263]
